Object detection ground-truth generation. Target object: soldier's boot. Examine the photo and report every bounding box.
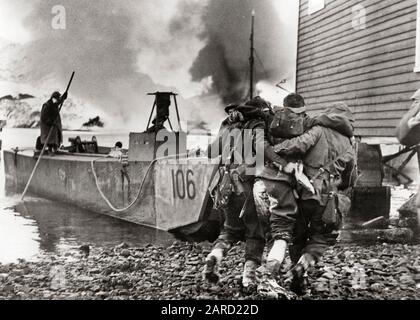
[242,260,258,294]
[290,253,315,296]
[266,240,287,275]
[290,271,309,296]
[203,248,223,284]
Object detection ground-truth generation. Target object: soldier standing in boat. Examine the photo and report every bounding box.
[40,91,67,154]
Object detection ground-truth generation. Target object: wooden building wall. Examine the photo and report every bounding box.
[297,0,420,137]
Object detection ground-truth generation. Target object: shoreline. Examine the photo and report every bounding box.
[0,241,419,300]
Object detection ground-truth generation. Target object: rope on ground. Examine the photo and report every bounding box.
[90,153,194,213]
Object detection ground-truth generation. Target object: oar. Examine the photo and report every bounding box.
[21,71,75,201]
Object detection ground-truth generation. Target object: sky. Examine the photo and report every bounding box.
[0,0,299,130]
[0,0,32,43]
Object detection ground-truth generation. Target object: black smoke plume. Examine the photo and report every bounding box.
[190,0,288,104]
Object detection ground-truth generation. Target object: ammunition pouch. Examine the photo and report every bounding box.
[230,164,254,196]
[209,166,250,210]
[337,158,358,191]
[209,167,234,210]
[322,192,351,230]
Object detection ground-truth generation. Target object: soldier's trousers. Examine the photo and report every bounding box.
[253,178,298,244]
[213,190,268,264]
[289,200,338,264]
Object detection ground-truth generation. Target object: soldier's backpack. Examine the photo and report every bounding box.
[269,107,305,139]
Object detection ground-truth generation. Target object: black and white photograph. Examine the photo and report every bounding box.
[0,0,420,308]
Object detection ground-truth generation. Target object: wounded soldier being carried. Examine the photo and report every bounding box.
[202,93,357,297]
[253,94,357,295]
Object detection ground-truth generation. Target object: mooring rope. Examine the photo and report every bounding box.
[90,153,198,213]
[12,147,36,153]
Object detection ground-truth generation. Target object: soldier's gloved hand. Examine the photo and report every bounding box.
[283,162,296,174]
[61,92,68,101]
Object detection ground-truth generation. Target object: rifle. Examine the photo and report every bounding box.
[21,71,75,200]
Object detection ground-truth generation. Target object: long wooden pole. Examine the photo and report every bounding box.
[21,71,75,200]
[249,10,255,100]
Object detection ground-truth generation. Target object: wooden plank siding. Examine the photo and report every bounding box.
[297,0,420,137]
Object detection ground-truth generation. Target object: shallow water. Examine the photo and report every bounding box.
[0,195,175,264]
[0,128,176,264]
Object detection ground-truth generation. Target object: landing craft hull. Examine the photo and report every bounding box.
[3,150,220,234]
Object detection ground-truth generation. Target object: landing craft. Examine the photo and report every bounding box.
[0,83,231,243]
[2,91,223,241]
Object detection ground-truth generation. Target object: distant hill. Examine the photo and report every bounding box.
[0,93,35,101]
[0,94,105,130]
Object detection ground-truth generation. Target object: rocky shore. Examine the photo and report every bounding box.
[0,241,419,300]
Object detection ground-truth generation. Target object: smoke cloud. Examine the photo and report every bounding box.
[190,0,297,104]
[10,0,209,129]
[1,0,298,130]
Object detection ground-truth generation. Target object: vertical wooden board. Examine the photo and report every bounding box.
[349,186,391,222]
[154,159,218,231]
[356,143,383,186]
